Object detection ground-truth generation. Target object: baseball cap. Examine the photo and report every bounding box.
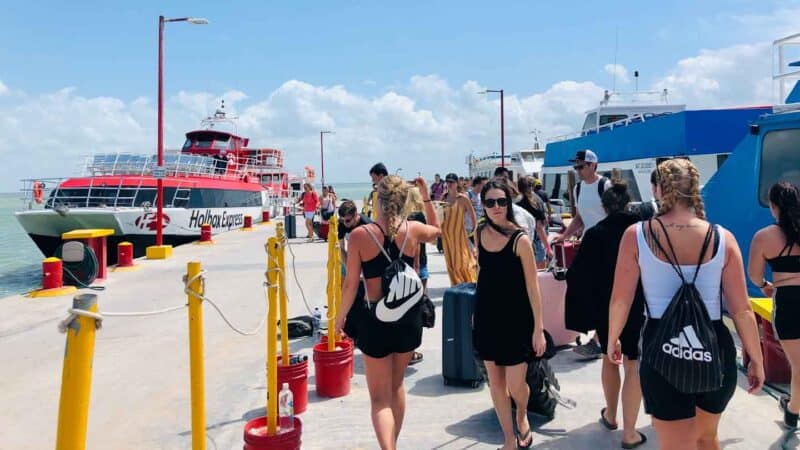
[445,173,459,182]
[569,149,598,164]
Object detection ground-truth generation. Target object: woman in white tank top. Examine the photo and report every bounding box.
[607,158,764,450]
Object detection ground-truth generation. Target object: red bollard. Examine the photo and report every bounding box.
[118,242,134,267]
[262,210,271,223]
[313,343,352,398]
[195,223,213,245]
[43,257,63,289]
[27,257,77,298]
[244,215,253,228]
[243,416,302,450]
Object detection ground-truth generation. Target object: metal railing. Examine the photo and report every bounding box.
[548,112,671,143]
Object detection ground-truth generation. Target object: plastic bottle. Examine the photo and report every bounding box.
[278,382,294,432]
[312,307,322,331]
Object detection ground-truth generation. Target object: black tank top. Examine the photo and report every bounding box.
[361,222,415,279]
[768,241,800,273]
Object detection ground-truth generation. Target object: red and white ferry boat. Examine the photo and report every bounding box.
[16,104,295,259]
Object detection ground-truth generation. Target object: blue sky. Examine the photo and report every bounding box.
[0,1,798,190]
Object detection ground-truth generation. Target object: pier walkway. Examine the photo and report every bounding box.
[0,219,794,449]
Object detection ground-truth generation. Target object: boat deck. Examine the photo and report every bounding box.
[0,218,794,449]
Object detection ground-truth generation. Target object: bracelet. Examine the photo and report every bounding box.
[423,199,432,203]
[760,279,770,288]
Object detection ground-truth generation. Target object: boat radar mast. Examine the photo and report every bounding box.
[201,99,239,134]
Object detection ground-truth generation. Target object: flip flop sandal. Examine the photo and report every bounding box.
[409,351,424,365]
[516,428,533,449]
[600,408,618,430]
[621,431,647,449]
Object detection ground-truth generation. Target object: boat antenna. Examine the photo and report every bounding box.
[529,130,541,150]
[612,28,619,94]
[634,70,639,93]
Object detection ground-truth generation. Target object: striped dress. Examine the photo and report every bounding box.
[441,198,477,285]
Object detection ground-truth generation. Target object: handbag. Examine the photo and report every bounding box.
[421,293,435,328]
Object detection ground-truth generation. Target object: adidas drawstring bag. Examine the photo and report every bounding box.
[641,219,724,394]
[363,222,424,325]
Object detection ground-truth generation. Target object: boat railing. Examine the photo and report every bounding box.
[19,176,199,211]
[81,151,278,181]
[548,112,664,143]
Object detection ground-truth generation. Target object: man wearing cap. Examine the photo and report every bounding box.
[552,149,611,360]
[553,149,611,242]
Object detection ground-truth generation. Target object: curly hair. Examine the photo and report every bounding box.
[769,181,800,246]
[656,158,706,219]
[377,175,410,240]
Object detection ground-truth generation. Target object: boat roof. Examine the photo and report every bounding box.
[543,106,772,166]
[185,129,243,140]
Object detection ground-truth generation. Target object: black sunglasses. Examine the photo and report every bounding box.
[573,164,586,171]
[484,197,509,208]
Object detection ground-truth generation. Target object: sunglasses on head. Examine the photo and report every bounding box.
[484,197,509,208]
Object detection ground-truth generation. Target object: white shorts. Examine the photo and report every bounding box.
[304,212,315,220]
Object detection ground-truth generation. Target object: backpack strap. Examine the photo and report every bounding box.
[651,218,715,284]
[511,229,525,254]
[363,224,393,263]
[575,181,581,201]
[648,219,686,283]
[597,176,607,197]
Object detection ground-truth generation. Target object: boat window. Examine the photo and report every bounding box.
[521,152,537,162]
[182,138,193,150]
[599,114,628,126]
[261,175,273,184]
[716,154,729,169]
[582,112,598,131]
[616,169,642,202]
[760,129,800,206]
[212,135,231,150]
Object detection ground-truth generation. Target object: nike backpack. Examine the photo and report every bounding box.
[641,219,724,394]
[363,222,424,325]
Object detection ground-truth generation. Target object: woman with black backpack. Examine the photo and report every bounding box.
[473,179,546,450]
[608,158,764,450]
[335,175,440,450]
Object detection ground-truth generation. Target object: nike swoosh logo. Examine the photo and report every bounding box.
[374,287,423,323]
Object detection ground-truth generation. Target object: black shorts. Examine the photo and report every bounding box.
[639,320,737,421]
[355,303,423,359]
[774,286,800,340]
[596,310,645,360]
[343,283,366,340]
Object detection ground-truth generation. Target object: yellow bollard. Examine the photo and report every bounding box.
[326,217,337,351]
[266,237,280,435]
[331,216,342,333]
[276,224,289,366]
[186,261,206,450]
[56,294,99,450]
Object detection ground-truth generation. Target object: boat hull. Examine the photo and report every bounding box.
[15,206,264,262]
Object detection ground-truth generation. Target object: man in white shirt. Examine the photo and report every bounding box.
[552,149,611,359]
[553,149,611,242]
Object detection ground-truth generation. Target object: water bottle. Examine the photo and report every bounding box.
[312,307,322,331]
[278,382,294,432]
[318,306,329,330]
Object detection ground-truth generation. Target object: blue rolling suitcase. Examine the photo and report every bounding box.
[442,283,483,388]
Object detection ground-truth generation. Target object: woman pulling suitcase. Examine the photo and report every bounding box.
[472,178,546,450]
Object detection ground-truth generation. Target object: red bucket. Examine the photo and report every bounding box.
[276,355,309,414]
[319,335,354,378]
[243,416,302,450]
[313,342,352,398]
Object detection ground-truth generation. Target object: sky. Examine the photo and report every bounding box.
[1,0,799,191]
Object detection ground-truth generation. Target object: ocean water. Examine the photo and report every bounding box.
[0,193,44,298]
[0,182,375,298]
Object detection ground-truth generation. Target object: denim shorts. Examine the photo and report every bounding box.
[419,265,429,280]
[304,212,315,220]
[533,238,546,263]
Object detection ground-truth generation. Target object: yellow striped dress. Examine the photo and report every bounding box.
[441,199,477,285]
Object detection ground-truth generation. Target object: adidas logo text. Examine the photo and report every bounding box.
[661,325,713,362]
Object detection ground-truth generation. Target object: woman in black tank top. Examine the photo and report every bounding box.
[472,179,546,450]
[335,175,440,450]
[748,181,800,428]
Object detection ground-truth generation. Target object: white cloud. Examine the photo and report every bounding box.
[652,42,773,107]
[0,80,7,96]
[604,64,630,84]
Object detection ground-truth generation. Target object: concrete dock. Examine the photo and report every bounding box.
[0,218,795,449]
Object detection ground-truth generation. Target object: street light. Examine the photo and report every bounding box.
[478,89,505,167]
[152,15,208,256]
[319,130,334,188]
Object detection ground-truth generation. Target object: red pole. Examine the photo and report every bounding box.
[156,15,165,246]
[320,131,325,189]
[500,89,505,168]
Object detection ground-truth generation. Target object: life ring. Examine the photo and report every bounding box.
[33,181,44,204]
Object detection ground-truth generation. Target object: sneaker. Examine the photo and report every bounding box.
[781,396,798,430]
[573,340,602,359]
